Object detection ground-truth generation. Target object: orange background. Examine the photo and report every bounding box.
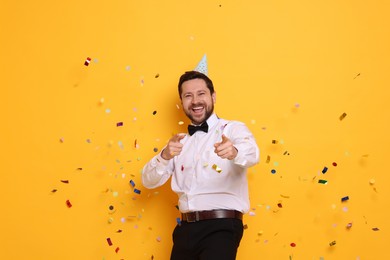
[1,0,389,259]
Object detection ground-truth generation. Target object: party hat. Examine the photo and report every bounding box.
[194,54,208,75]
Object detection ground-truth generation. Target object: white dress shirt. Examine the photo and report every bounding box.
[142,113,260,213]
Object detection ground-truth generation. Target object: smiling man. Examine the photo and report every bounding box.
[142,70,260,260]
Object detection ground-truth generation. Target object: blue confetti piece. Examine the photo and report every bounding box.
[322,167,328,174]
[134,188,141,194]
[130,180,135,187]
[176,217,181,225]
[341,196,349,202]
[271,169,276,174]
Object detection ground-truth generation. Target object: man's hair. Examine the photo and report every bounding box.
[178,71,215,98]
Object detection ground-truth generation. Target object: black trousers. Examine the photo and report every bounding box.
[170,218,244,260]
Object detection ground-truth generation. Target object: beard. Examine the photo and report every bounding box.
[185,102,214,125]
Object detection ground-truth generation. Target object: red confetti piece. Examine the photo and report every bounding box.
[84,57,91,66]
[290,242,296,247]
[107,238,113,246]
[66,200,72,208]
[332,162,337,166]
[181,165,184,171]
[116,122,123,127]
[116,229,122,233]
[51,189,57,193]
[115,247,120,253]
[60,180,69,184]
[277,203,283,208]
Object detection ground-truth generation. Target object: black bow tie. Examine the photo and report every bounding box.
[188,122,209,136]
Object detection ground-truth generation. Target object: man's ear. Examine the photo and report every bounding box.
[212,92,216,104]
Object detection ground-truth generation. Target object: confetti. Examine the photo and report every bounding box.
[156,236,161,242]
[329,240,336,246]
[60,180,69,184]
[318,179,328,184]
[322,167,328,174]
[277,203,283,208]
[346,223,353,229]
[266,155,271,163]
[153,110,157,115]
[372,227,380,231]
[84,57,91,66]
[272,140,278,144]
[283,151,290,155]
[155,73,160,78]
[271,169,276,174]
[178,121,184,125]
[115,247,120,253]
[130,180,135,187]
[134,189,141,194]
[66,200,72,208]
[59,137,64,143]
[176,217,181,225]
[369,179,375,185]
[354,73,361,79]
[153,147,158,152]
[339,112,347,121]
[290,242,296,247]
[107,238,113,246]
[341,196,349,202]
[116,122,123,127]
[108,205,115,214]
[332,162,337,166]
[51,189,57,193]
[212,164,222,173]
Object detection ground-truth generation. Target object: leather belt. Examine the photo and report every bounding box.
[181,209,243,223]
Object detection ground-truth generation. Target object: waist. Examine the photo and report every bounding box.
[181,209,243,223]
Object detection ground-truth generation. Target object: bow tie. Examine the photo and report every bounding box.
[188,122,209,136]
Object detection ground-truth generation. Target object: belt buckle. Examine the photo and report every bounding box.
[186,211,200,223]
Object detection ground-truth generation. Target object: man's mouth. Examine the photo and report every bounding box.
[191,106,204,114]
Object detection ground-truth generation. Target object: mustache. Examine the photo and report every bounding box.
[189,103,206,109]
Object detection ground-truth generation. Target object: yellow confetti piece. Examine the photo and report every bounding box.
[212,164,222,173]
[178,121,184,125]
[266,155,271,163]
[339,112,347,120]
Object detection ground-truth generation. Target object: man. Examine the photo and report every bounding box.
[142,70,259,260]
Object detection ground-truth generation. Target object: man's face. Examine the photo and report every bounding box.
[180,78,216,125]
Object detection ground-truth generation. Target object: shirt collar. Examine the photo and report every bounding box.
[205,113,218,129]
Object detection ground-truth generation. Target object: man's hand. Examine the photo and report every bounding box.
[161,134,186,160]
[214,134,238,160]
